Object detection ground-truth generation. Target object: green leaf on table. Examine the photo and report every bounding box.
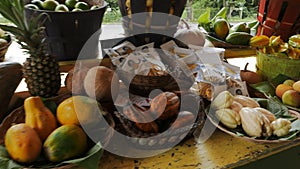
[197,8,210,25]
[290,120,300,132]
[250,81,275,97]
[254,97,290,118]
[60,142,103,169]
[0,145,23,169]
[270,74,291,87]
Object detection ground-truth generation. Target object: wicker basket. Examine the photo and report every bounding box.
[24,2,108,61]
[256,51,300,80]
[118,0,187,44]
[257,0,300,41]
[0,35,12,62]
[0,92,115,169]
[113,92,206,150]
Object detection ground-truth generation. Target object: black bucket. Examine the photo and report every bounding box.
[25,2,107,61]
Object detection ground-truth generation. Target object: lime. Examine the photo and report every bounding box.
[90,5,99,10]
[65,0,78,9]
[25,3,39,10]
[74,1,89,10]
[72,8,82,12]
[31,0,43,9]
[42,0,59,11]
[55,4,69,12]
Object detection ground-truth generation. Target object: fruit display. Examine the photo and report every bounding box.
[209,91,300,140]
[198,7,258,47]
[276,79,300,108]
[25,0,104,12]
[0,0,61,98]
[0,93,109,168]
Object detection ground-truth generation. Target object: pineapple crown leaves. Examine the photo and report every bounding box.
[0,0,49,57]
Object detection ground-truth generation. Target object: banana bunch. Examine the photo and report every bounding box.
[125,0,175,17]
[250,34,300,59]
[211,91,292,138]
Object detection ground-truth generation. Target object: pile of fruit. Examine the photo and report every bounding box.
[212,91,293,138]
[275,80,300,108]
[198,7,258,46]
[25,0,102,12]
[3,95,103,164]
[250,34,300,59]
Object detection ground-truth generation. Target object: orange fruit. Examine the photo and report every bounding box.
[275,84,293,99]
[57,96,101,125]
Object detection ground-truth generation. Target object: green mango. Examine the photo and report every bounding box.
[229,22,250,34]
[225,32,253,45]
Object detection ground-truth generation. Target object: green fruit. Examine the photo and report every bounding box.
[283,79,295,87]
[42,0,59,11]
[229,22,250,33]
[225,32,253,45]
[65,0,78,9]
[74,1,89,10]
[213,18,230,40]
[55,4,69,12]
[72,8,82,12]
[31,0,44,9]
[25,4,39,10]
[282,90,300,107]
[43,124,87,162]
[90,5,99,10]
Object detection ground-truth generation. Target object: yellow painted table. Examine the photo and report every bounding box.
[97,129,300,169]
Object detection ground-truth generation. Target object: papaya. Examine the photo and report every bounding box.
[229,22,250,34]
[43,124,87,162]
[24,96,57,141]
[225,32,253,45]
[213,18,230,40]
[5,123,42,163]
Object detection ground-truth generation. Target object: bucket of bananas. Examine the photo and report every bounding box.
[250,34,300,80]
[118,0,187,44]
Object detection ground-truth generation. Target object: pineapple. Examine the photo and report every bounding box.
[0,0,61,97]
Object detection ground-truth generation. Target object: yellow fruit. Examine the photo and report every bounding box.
[5,123,42,163]
[249,35,270,48]
[292,80,300,92]
[276,84,293,99]
[57,96,101,125]
[24,96,57,141]
[283,79,295,86]
[282,90,300,107]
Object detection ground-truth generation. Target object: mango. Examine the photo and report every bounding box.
[275,84,293,99]
[283,79,295,87]
[5,123,42,163]
[282,90,300,107]
[43,124,87,162]
[213,18,230,40]
[225,32,253,45]
[292,80,300,92]
[229,22,250,34]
